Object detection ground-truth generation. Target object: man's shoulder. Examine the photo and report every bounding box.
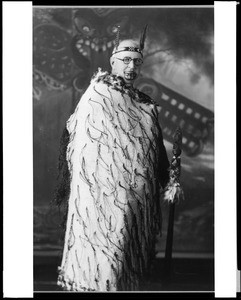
[91,68,122,87]
[91,68,110,84]
[136,90,155,104]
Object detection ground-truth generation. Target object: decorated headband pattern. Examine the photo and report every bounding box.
[112,47,143,56]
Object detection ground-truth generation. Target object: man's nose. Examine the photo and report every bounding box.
[128,59,135,68]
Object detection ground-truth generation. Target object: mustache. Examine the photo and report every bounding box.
[124,71,137,80]
[124,71,137,75]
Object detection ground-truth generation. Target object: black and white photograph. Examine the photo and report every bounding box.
[3,2,238,297]
[33,5,215,292]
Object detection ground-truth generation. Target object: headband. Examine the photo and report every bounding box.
[112,46,143,57]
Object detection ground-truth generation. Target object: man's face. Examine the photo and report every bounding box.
[110,50,143,85]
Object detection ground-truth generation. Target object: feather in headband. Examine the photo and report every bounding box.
[112,24,148,56]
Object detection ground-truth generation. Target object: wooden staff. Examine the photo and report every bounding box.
[163,127,183,279]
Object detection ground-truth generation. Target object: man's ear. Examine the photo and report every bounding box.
[110,56,114,66]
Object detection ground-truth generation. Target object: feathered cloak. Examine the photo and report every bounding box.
[57,69,169,291]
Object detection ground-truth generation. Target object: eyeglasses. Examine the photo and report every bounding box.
[115,57,143,66]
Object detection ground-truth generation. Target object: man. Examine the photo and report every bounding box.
[110,39,142,85]
[56,37,170,291]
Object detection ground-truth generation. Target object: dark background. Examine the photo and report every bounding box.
[33,6,214,291]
